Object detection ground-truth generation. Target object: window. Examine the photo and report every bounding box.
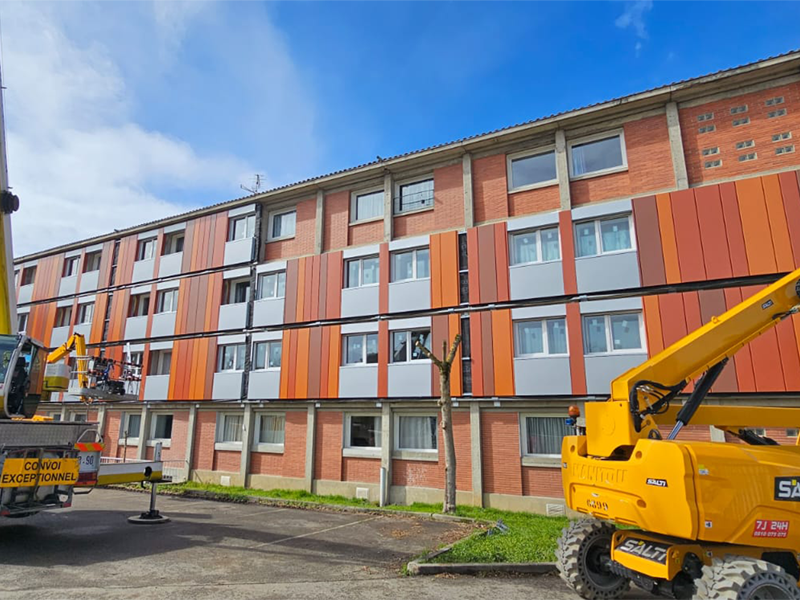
[391,329,431,363]
[508,150,557,190]
[509,227,560,265]
[257,413,285,445]
[129,351,144,367]
[396,415,437,451]
[21,266,36,286]
[704,159,722,169]
[151,414,173,440]
[83,251,101,273]
[17,313,28,332]
[256,271,286,299]
[218,413,243,443]
[253,341,282,369]
[346,415,382,448]
[268,210,295,240]
[765,96,785,107]
[569,133,626,178]
[163,232,185,255]
[523,416,572,456]
[574,215,633,258]
[77,303,94,324]
[352,190,383,222]
[735,140,754,150]
[230,214,257,241]
[776,145,795,155]
[583,313,644,355]
[768,109,788,119]
[71,413,87,423]
[128,293,150,318]
[701,147,719,156]
[223,278,250,304]
[460,314,472,395]
[458,232,469,305]
[217,344,246,372]
[730,105,748,115]
[136,238,156,261]
[390,248,429,282]
[698,125,716,134]
[148,350,172,376]
[55,306,72,328]
[697,112,714,122]
[395,179,433,214]
[345,256,379,288]
[772,132,792,142]
[732,117,750,127]
[121,413,141,439]
[787,429,799,438]
[51,413,62,422]
[738,152,757,162]
[514,318,568,357]
[343,333,378,365]
[156,289,179,313]
[62,257,79,278]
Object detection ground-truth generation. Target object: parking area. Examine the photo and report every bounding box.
[0,488,584,600]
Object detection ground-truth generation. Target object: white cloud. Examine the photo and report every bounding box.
[615,0,654,40]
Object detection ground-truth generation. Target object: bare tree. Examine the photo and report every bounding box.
[415,334,462,514]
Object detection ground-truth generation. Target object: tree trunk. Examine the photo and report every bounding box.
[439,369,457,514]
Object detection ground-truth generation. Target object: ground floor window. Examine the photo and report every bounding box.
[346,414,382,449]
[523,416,572,456]
[257,413,285,445]
[395,415,437,451]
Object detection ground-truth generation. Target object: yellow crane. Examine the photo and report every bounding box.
[557,267,800,599]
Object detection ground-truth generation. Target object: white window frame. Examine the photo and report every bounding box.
[350,188,384,224]
[567,129,628,180]
[215,412,244,450]
[148,349,172,376]
[155,289,179,314]
[162,232,185,255]
[21,266,36,286]
[256,270,286,300]
[508,226,561,266]
[344,255,380,289]
[54,306,72,328]
[343,412,382,458]
[506,146,558,192]
[390,329,432,364]
[253,412,286,453]
[77,302,94,325]
[341,333,379,366]
[148,413,174,448]
[136,238,157,262]
[223,277,250,305]
[83,251,102,273]
[267,209,296,241]
[394,176,434,215]
[390,247,430,283]
[62,256,79,278]
[582,312,646,356]
[128,293,151,318]
[119,411,143,446]
[17,312,28,333]
[217,343,246,372]
[520,412,573,465]
[573,214,636,259]
[252,340,282,371]
[393,413,438,459]
[229,213,256,241]
[513,318,569,358]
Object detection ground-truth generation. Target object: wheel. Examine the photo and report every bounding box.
[695,556,800,600]
[555,519,630,600]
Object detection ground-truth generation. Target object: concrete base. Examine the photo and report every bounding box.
[483,492,580,517]
[191,469,245,488]
[389,485,477,507]
[248,474,306,491]
[313,479,380,503]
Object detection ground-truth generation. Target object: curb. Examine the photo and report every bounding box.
[406,560,558,576]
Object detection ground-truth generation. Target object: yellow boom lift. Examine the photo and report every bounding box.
[557,267,800,599]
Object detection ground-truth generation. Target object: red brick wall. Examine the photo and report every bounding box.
[214,449,241,473]
[681,81,800,186]
[323,191,349,252]
[393,164,464,238]
[160,411,189,462]
[313,411,343,480]
[481,412,522,495]
[250,410,307,478]
[192,411,216,471]
[103,411,122,458]
[657,425,712,441]
[508,185,560,217]
[522,466,564,498]
[392,459,441,488]
[349,220,383,247]
[473,154,508,224]
[264,198,316,260]
[342,456,381,483]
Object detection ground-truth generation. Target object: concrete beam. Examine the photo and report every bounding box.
[240,404,255,486]
[314,190,324,255]
[185,404,198,480]
[380,403,392,506]
[462,153,474,229]
[383,173,393,242]
[555,130,571,211]
[96,405,108,440]
[136,404,151,461]
[304,404,317,493]
[469,403,483,507]
[666,102,689,190]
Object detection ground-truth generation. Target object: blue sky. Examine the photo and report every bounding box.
[2,1,799,255]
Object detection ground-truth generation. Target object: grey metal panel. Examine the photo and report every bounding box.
[124,316,148,340]
[18,285,32,304]
[571,198,632,221]
[218,303,247,331]
[388,280,430,314]
[143,375,170,400]
[73,323,92,339]
[131,259,155,283]
[247,370,281,399]
[507,210,559,232]
[212,372,243,400]
[339,365,378,398]
[584,353,648,394]
[388,363,431,397]
[151,313,177,337]
[253,298,285,327]
[575,252,641,293]
[58,276,77,297]
[341,286,379,318]
[79,271,99,293]
[513,357,572,395]
[512,304,566,320]
[50,326,70,349]
[224,238,253,266]
[158,253,183,278]
[580,296,642,314]
[509,262,565,301]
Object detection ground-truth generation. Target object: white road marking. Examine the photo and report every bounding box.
[252,515,382,548]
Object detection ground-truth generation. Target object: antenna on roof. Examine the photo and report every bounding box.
[241,174,265,195]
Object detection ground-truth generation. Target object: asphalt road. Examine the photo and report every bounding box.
[0,488,603,600]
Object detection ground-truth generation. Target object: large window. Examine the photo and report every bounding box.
[121,412,142,440]
[257,413,285,445]
[83,251,101,273]
[229,214,256,241]
[21,266,36,286]
[523,416,572,456]
[583,313,644,355]
[346,415,382,449]
[343,333,378,365]
[268,210,296,241]
[218,413,243,443]
[136,238,156,261]
[223,278,250,305]
[253,341,282,370]
[569,133,626,178]
[62,256,79,278]
[391,329,431,363]
[77,302,94,324]
[163,232,185,255]
[390,248,430,282]
[54,306,72,328]
[395,179,434,214]
[217,343,246,372]
[17,313,28,333]
[514,318,568,357]
[509,227,560,265]
[508,150,557,190]
[396,415,437,451]
[257,271,286,300]
[156,289,178,313]
[128,293,150,318]
[352,190,383,222]
[345,256,379,288]
[148,350,172,376]
[151,414,173,440]
[574,215,633,258]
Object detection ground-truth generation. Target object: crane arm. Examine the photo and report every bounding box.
[47,333,89,389]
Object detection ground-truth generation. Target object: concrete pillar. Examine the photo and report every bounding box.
[469,402,483,507]
[314,189,324,255]
[555,130,571,211]
[380,403,392,504]
[462,153,474,229]
[185,404,198,481]
[240,404,255,487]
[96,404,108,440]
[136,404,151,461]
[304,404,317,493]
[382,173,393,242]
[59,403,67,422]
[666,102,689,190]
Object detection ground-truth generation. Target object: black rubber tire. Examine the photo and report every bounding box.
[555,519,630,600]
[695,556,800,600]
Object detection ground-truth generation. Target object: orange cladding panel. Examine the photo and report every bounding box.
[735,178,777,275]
[655,193,681,284]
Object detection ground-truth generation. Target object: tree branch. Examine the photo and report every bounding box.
[444,334,462,366]
[414,339,443,369]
